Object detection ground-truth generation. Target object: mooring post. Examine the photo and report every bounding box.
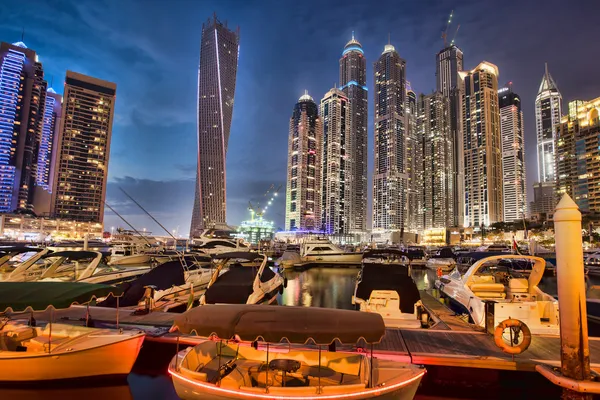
[554,194,591,399]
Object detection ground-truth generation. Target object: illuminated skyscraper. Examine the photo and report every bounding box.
[0,41,48,213]
[436,45,463,227]
[498,84,526,222]
[405,84,422,232]
[460,61,503,228]
[285,92,322,231]
[420,92,453,230]
[320,87,351,234]
[372,43,407,231]
[190,15,240,237]
[535,64,561,184]
[36,88,62,192]
[339,33,367,232]
[51,71,116,223]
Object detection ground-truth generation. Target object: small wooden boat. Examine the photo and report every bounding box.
[0,282,145,382]
[168,304,425,399]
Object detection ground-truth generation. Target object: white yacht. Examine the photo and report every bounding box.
[200,252,284,305]
[298,238,362,265]
[168,305,424,400]
[190,229,251,255]
[436,255,559,335]
[425,247,456,272]
[353,249,425,329]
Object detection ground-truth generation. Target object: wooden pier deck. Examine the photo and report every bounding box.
[21,304,600,374]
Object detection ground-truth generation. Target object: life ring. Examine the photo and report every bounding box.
[494,318,532,354]
[436,267,443,278]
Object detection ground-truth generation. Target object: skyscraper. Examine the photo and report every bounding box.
[372,43,407,231]
[190,15,240,237]
[405,84,422,232]
[460,61,503,228]
[498,84,526,222]
[535,64,562,184]
[320,88,351,234]
[436,45,464,227]
[285,92,322,231]
[339,33,367,232]
[0,41,48,213]
[420,92,453,230]
[556,97,600,212]
[50,71,116,223]
[36,88,62,192]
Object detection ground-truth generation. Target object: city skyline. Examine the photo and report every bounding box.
[2,0,600,234]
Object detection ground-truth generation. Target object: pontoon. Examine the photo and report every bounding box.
[168,304,424,399]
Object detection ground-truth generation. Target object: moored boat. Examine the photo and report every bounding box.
[0,282,144,382]
[168,304,425,399]
[425,247,456,272]
[299,238,363,265]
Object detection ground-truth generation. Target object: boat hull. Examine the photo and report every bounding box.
[109,254,152,266]
[0,332,144,382]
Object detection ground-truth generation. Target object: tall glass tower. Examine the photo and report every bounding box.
[535,63,561,184]
[339,33,367,232]
[190,15,240,237]
[372,43,407,231]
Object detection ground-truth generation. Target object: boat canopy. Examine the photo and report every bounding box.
[355,265,420,313]
[212,252,263,261]
[171,304,385,345]
[432,247,455,259]
[41,250,100,260]
[0,282,122,312]
[0,246,46,254]
[463,255,546,289]
[362,249,407,259]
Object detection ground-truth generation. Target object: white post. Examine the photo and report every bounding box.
[554,194,591,399]
[83,233,89,251]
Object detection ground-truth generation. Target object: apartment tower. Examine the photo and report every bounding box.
[50,71,116,223]
[285,92,323,231]
[190,15,240,236]
[339,33,367,232]
[460,62,503,228]
[535,63,562,184]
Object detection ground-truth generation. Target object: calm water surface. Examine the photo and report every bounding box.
[1,266,596,399]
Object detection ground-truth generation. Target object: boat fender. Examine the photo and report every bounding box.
[436,268,443,278]
[494,318,532,355]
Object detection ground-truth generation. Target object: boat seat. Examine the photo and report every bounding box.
[469,282,506,299]
[28,335,71,351]
[5,327,37,342]
[507,278,529,299]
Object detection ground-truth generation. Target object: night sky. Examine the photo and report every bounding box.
[1,0,599,236]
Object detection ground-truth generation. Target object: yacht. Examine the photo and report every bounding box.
[47,239,110,253]
[0,281,144,382]
[425,246,456,272]
[477,243,512,252]
[168,305,424,400]
[190,229,251,255]
[6,251,150,285]
[200,252,284,305]
[435,255,559,335]
[353,249,425,329]
[0,247,52,277]
[405,246,427,266]
[298,238,362,265]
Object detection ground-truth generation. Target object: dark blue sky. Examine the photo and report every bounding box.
[1,0,599,236]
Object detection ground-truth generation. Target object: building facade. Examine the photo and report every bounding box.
[0,41,49,213]
[372,43,407,231]
[460,61,503,228]
[420,92,453,230]
[535,64,562,184]
[498,85,526,222]
[285,92,322,231]
[36,88,62,192]
[320,88,351,234]
[436,45,464,227]
[529,181,555,217]
[190,15,240,236]
[339,34,367,232]
[556,97,600,213]
[50,71,116,223]
[405,85,423,232]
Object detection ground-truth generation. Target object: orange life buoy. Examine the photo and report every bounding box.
[436,267,443,278]
[494,318,532,354]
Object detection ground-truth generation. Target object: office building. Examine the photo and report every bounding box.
[460,61,503,228]
[190,15,240,236]
[285,92,322,231]
[320,87,350,234]
[436,45,464,226]
[0,41,49,213]
[50,71,116,223]
[529,181,555,218]
[556,97,600,212]
[420,92,453,230]
[405,84,423,232]
[535,64,562,184]
[498,84,526,222]
[372,43,407,231]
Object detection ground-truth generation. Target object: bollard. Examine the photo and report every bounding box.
[554,194,591,400]
[83,233,89,251]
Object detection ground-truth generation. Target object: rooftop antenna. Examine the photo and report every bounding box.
[442,10,453,47]
[545,62,549,79]
[450,24,460,46]
[352,30,355,40]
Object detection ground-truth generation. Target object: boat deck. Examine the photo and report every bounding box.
[19,303,600,374]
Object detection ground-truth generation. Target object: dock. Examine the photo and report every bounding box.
[20,301,600,375]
